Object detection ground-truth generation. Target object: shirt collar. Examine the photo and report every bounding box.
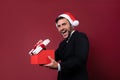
[66,30,75,43]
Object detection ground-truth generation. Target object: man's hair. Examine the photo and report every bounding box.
[55,17,65,24]
[55,16,72,27]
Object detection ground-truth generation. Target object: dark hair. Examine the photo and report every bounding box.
[55,17,65,23]
[55,16,72,27]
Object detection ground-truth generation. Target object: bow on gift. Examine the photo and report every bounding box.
[29,39,50,55]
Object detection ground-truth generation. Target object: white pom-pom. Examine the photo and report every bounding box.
[72,20,79,26]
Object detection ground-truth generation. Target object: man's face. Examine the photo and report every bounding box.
[56,18,73,39]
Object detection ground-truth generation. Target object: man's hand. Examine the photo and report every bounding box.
[36,39,43,45]
[44,56,58,69]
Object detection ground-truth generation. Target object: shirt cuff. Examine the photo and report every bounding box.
[58,63,61,71]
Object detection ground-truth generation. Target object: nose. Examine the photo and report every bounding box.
[58,26,64,32]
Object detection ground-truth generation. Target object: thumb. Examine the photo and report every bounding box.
[48,56,54,62]
[36,40,43,45]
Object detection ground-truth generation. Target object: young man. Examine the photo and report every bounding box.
[45,12,89,80]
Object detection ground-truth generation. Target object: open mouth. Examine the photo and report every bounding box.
[61,30,67,35]
[61,30,68,38]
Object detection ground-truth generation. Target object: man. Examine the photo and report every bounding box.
[44,12,89,80]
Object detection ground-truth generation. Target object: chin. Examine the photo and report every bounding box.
[63,35,68,39]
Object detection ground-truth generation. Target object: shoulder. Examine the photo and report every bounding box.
[73,31,89,45]
[58,39,66,47]
[73,30,88,39]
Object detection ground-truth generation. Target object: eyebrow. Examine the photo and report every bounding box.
[62,23,66,26]
[57,22,67,27]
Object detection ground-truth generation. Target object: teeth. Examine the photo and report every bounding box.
[61,30,66,34]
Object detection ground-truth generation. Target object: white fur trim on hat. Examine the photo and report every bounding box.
[59,13,79,27]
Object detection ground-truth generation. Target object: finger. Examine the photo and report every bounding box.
[48,56,54,62]
[38,40,43,43]
[36,40,43,45]
[44,63,53,67]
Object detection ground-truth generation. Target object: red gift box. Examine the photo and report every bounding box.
[31,50,55,64]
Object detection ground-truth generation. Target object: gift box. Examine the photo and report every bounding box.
[31,50,55,64]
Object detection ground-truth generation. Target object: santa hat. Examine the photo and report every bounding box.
[58,12,79,27]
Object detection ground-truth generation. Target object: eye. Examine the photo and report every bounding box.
[57,25,61,28]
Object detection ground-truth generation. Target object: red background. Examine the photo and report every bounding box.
[0,0,120,80]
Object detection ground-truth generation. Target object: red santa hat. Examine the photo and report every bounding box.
[58,12,79,27]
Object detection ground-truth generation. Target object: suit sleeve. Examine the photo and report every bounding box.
[55,48,61,61]
[55,40,67,62]
[60,34,89,73]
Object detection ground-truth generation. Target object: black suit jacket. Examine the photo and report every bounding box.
[55,30,89,80]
